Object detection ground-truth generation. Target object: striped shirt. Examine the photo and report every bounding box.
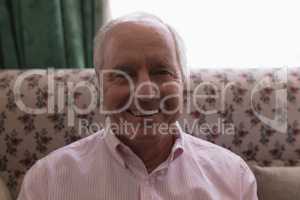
[18,123,257,200]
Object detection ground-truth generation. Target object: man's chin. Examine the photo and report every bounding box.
[126,127,157,140]
[121,110,163,124]
[107,111,179,136]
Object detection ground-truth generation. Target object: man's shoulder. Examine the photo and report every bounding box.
[37,130,106,168]
[183,133,243,166]
[182,133,252,187]
[181,134,257,199]
[18,130,108,199]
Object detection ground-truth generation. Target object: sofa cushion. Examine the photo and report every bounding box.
[0,175,12,200]
[1,67,300,198]
[251,165,300,200]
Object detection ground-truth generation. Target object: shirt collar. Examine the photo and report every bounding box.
[103,118,186,168]
[170,121,185,161]
[103,118,127,168]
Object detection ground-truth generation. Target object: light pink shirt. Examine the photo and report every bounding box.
[18,123,257,200]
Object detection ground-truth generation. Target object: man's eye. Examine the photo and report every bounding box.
[126,71,137,77]
[113,73,126,78]
[152,69,173,76]
[110,69,135,78]
[160,70,172,75]
[107,72,126,81]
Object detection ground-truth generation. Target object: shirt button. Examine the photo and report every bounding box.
[159,170,165,175]
[144,179,151,187]
[124,163,129,169]
[149,177,156,185]
[157,169,166,176]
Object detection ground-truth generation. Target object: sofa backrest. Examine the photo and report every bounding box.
[0,67,299,198]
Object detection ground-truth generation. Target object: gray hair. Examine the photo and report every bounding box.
[93,12,189,85]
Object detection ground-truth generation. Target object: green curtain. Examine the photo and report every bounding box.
[0,0,105,69]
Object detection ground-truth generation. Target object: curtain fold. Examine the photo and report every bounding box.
[0,0,105,69]
[0,0,19,67]
[82,0,95,68]
[61,0,85,68]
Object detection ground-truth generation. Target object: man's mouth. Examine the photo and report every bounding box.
[127,109,160,117]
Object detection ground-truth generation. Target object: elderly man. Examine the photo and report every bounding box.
[18,13,257,200]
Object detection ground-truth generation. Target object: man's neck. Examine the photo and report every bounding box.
[117,132,175,173]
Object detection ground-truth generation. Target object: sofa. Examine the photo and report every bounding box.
[0,67,299,199]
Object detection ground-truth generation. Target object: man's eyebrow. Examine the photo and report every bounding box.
[113,63,136,72]
[147,53,174,65]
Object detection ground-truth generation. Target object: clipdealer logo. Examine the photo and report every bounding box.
[251,67,287,133]
[12,67,289,134]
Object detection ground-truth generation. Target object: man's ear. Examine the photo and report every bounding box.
[94,68,104,109]
[94,68,100,90]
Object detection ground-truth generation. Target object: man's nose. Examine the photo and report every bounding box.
[135,73,159,101]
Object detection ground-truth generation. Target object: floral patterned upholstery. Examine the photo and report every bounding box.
[0,67,299,199]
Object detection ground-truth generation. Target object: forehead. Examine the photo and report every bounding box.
[103,21,177,65]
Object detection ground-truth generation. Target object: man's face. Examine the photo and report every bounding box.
[98,21,183,137]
